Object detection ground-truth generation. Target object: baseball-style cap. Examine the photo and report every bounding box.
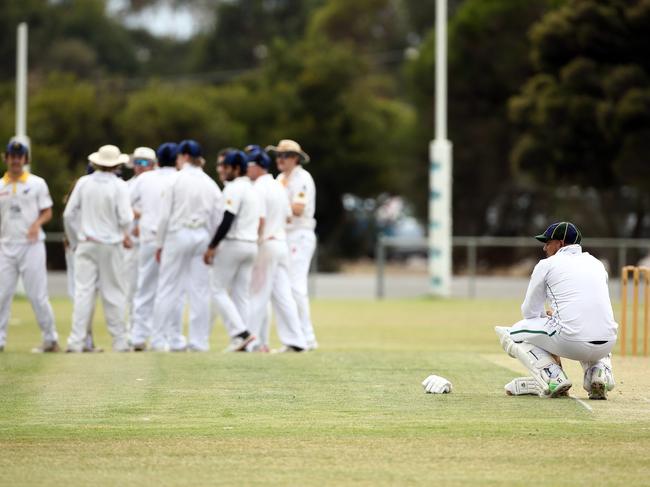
[222,150,248,174]
[534,221,582,244]
[244,144,271,169]
[178,139,202,158]
[6,140,28,156]
[157,142,178,167]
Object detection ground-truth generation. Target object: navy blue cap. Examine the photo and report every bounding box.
[535,222,582,244]
[222,150,248,174]
[157,142,178,167]
[244,144,271,169]
[6,140,28,156]
[178,139,202,158]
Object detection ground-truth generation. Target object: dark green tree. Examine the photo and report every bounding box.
[509,0,650,235]
[406,0,551,234]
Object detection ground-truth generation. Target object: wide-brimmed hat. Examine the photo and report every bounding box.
[130,147,157,168]
[265,139,310,163]
[534,221,582,244]
[88,145,130,168]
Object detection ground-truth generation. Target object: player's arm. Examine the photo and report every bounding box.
[27,207,52,242]
[116,183,134,248]
[28,180,54,241]
[291,184,309,216]
[204,211,235,264]
[63,179,83,249]
[521,261,548,319]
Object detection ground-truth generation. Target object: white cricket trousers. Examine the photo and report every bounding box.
[508,317,615,363]
[0,242,57,347]
[131,241,182,346]
[211,239,257,338]
[287,230,317,344]
[67,241,128,351]
[250,239,307,349]
[152,228,211,351]
[122,243,139,328]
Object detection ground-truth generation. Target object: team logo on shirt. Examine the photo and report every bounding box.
[23,188,31,194]
[226,199,232,205]
[298,192,305,198]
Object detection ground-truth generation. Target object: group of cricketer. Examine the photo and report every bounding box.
[0,137,318,354]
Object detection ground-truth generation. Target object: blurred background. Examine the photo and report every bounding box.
[1,0,649,286]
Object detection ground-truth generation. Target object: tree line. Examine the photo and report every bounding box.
[0,0,648,266]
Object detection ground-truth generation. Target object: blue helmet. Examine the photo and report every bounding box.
[244,144,271,170]
[157,142,178,167]
[178,139,202,158]
[222,150,248,175]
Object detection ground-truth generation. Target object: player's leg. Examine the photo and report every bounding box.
[287,230,317,349]
[97,243,129,351]
[20,242,59,351]
[151,231,188,351]
[271,242,307,351]
[67,243,99,352]
[248,242,273,348]
[122,244,139,332]
[495,323,572,397]
[0,247,19,350]
[130,242,158,349]
[186,229,211,351]
[211,241,250,350]
[230,242,257,343]
[65,246,75,299]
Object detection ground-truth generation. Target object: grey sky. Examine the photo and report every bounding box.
[107,0,205,40]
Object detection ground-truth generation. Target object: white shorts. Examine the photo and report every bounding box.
[509,317,615,362]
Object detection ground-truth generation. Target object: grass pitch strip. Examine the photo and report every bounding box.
[1,298,649,486]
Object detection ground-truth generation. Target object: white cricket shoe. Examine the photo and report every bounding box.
[504,377,542,396]
[223,335,255,353]
[585,364,615,400]
[271,345,305,354]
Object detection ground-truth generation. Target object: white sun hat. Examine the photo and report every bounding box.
[88,145,130,168]
[129,146,157,168]
[265,139,310,163]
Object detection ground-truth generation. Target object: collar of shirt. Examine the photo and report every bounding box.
[91,171,118,180]
[181,163,203,173]
[557,244,582,255]
[2,171,29,184]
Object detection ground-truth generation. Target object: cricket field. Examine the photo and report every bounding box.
[1,297,649,486]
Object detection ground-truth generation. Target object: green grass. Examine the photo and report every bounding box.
[1,298,650,486]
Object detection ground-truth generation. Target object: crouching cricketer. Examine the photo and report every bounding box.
[495,222,618,399]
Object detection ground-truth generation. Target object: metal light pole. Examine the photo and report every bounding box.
[15,23,30,149]
[428,0,453,297]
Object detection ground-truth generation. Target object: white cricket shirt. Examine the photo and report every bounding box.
[277,166,316,232]
[254,173,290,241]
[223,176,260,242]
[156,164,222,247]
[0,172,53,243]
[63,171,133,245]
[131,167,178,243]
[521,245,618,341]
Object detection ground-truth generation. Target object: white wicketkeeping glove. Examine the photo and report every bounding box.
[421,374,452,394]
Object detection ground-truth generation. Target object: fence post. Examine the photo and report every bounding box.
[376,236,386,300]
[467,238,477,299]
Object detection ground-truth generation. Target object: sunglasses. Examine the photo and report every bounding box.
[134,158,153,167]
[277,152,297,159]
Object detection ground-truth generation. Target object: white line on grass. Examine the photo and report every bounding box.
[570,395,593,412]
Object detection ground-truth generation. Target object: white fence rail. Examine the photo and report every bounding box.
[375,235,650,299]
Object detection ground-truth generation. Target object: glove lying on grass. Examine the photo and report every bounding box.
[421,375,452,394]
